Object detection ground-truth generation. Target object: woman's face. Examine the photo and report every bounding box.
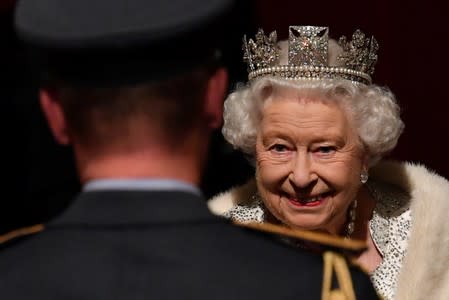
[255,94,366,235]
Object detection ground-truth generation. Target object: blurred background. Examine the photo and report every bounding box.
[1,0,448,233]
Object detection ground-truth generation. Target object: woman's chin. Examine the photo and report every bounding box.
[284,220,327,232]
[278,206,330,232]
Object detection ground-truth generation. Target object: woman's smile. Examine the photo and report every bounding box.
[282,191,332,208]
[255,97,365,233]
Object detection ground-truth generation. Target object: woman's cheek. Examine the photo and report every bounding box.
[258,163,289,192]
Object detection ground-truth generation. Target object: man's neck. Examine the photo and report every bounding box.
[75,148,204,186]
[72,124,212,187]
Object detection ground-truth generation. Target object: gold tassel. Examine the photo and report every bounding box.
[322,251,356,300]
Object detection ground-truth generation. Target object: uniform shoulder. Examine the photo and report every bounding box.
[0,224,44,248]
[234,221,366,252]
[233,222,379,299]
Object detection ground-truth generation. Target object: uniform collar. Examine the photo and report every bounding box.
[50,190,220,226]
[82,178,202,196]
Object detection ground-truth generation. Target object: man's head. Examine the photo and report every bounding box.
[39,65,227,152]
[15,0,233,181]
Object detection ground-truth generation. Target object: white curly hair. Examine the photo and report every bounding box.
[222,40,404,166]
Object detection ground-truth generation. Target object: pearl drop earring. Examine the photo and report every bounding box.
[360,170,369,184]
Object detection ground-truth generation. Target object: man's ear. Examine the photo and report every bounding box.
[203,67,228,130]
[39,89,71,145]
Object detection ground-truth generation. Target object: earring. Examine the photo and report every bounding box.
[360,170,369,184]
[345,199,357,239]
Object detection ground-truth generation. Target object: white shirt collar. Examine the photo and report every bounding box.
[83,178,202,196]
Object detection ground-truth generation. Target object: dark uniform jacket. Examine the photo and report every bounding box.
[0,190,379,299]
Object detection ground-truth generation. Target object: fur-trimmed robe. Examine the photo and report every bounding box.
[208,161,449,300]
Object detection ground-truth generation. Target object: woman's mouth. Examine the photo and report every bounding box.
[286,192,330,207]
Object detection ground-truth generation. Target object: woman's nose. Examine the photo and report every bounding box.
[289,153,317,188]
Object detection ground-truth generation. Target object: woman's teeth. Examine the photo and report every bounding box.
[289,193,329,204]
[300,196,320,203]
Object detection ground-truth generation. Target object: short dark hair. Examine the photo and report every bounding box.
[52,65,215,147]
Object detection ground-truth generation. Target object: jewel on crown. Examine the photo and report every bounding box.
[242,26,379,85]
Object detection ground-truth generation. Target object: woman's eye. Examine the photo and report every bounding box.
[316,146,336,154]
[270,144,288,153]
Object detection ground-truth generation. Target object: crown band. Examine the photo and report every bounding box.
[242,26,378,85]
[249,65,372,84]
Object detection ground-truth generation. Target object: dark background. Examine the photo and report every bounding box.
[1,0,448,233]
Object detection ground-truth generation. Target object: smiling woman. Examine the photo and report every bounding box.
[256,97,363,236]
[208,26,449,300]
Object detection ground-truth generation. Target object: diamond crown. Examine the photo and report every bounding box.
[242,26,379,84]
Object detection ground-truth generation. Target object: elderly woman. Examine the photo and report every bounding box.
[209,26,449,300]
